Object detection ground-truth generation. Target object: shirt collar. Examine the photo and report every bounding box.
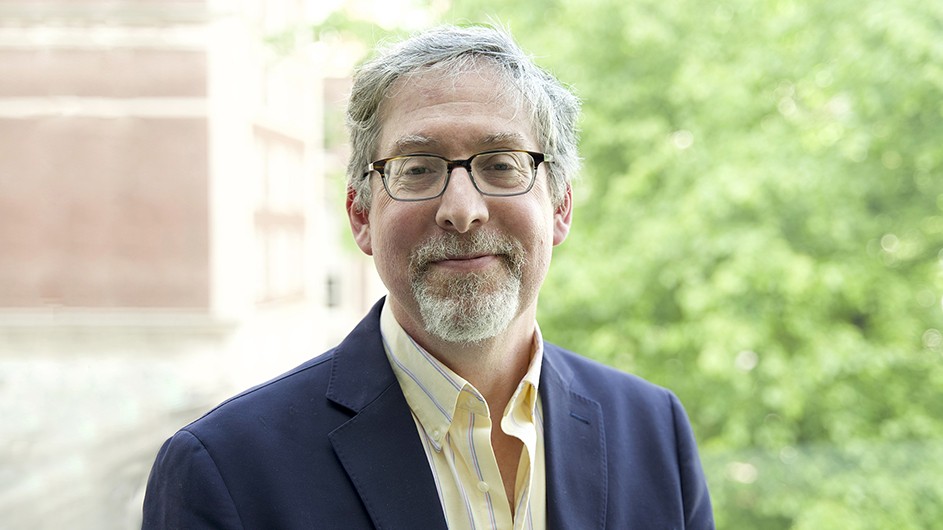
[380,301,544,451]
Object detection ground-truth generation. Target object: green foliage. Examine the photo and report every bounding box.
[310,10,408,50]
[440,0,943,527]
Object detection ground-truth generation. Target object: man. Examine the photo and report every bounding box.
[143,25,714,529]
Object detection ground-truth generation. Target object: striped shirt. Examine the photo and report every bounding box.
[380,303,546,530]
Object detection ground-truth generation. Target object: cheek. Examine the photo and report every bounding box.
[372,225,411,263]
[508,210,554,272]
[516,202,557,248]
[370,206,428,265]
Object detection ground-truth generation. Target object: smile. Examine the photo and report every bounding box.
[431,254,502,272]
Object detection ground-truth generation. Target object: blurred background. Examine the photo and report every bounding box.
[1,0,941,528]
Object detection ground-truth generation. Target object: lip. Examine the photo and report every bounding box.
[431,254,500,271]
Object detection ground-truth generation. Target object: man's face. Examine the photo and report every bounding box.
[347,67,572,344]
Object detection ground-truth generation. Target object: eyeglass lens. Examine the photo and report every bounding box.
[385,151,535,200]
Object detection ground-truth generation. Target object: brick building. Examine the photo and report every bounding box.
[0,1,382,527]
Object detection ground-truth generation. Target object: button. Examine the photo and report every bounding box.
[477,481,490,493]
[432,428,442,440]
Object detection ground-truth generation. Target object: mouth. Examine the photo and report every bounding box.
[430,253,502,272]
[434,251,492,262]
[409,231,525,280]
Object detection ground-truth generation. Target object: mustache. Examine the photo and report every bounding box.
[409,231,526,275]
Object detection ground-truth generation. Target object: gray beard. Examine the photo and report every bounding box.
[409,231,526,344]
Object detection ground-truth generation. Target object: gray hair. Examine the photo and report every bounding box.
[345,24,581,210]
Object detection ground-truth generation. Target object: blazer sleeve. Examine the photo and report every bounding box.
[142,430,244,530]
[670,392,715,529]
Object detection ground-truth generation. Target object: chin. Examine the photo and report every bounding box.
[415,276,521,344]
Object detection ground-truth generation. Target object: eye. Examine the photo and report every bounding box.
[475,152,531,179]
[392,155,446,176]
[399,160,437,176]
[479,153,522,172]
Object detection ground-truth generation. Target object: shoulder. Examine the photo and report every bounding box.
[144,348,383,528]
[171,298,391,445]
[541,341,691,437]
[540,343,715,528]
[181,349,342,442]
[542,341,674,404]
[151,346,358,493]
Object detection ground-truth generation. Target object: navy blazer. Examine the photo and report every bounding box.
[143,300,714,529]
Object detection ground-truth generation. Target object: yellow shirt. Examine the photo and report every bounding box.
[380,303,546,530]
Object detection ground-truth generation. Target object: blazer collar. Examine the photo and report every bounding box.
[326,298,448,529]
[326,300,608,530]
[326,299,398,410]
[541,344,608,530]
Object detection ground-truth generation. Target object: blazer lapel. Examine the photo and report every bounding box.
[326,299,448,530]
[541,344,608,530]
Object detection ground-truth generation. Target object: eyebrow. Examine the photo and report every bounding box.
[390,132,529,154]
[391,134,439,153]
[479,132,528,147]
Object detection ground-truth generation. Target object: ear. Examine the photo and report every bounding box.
[347,187,373,256]
[552,184,573,246]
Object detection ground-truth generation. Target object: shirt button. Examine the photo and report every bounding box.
[477,481,490,493]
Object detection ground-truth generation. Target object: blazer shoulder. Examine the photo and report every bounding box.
[542,342,715,528]
[182,349,338,435]
[543,341,674,403]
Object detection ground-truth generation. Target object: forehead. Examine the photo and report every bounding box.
[376,65,537,156]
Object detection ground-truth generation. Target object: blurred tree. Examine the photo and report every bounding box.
[438,0,943,527]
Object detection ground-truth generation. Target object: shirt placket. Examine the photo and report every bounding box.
[451,388,513,530]
[502,383,538,530]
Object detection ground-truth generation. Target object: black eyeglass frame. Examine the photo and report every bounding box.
[364,149,553,202]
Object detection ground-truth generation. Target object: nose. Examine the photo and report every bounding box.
[435,167,489,233]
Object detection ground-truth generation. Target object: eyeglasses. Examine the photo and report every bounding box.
[365,149,552,201]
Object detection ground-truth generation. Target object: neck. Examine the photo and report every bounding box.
[393,299,537,408]
[444,321,535,407]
